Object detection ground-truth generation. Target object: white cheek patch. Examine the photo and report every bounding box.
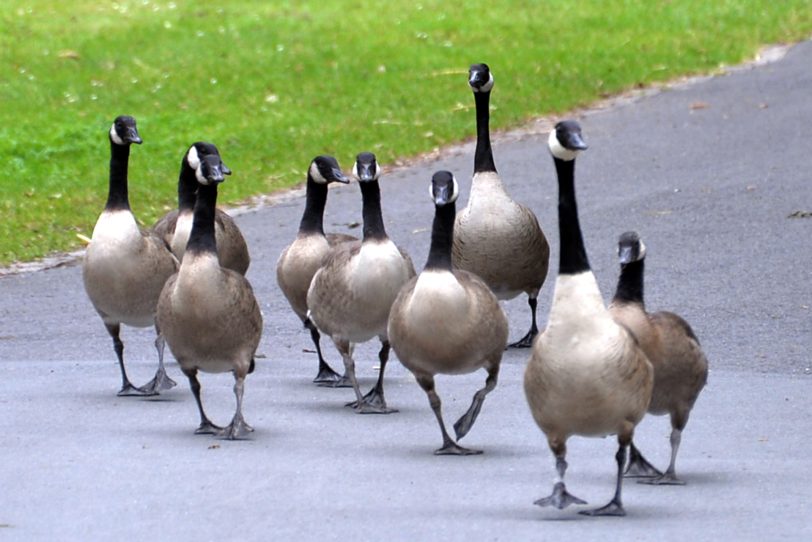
[638,240,647,260]
[109,124,124,146]
[351,161,359,181]
[186,145,200,169]
[480,72,494,92]
[311,161,328,184]
[548,130,579,162]
[195,166,210,185]
[450,176,459,203]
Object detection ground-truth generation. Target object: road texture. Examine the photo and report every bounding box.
[1,41,811,540]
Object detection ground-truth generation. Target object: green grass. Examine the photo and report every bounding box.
[2,0,811,265]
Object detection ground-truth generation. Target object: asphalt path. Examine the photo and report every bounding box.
[1,41,811,540]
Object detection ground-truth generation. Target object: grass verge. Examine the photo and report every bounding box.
[2,0,811,265]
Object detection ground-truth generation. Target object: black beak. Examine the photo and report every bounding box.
[331,167,350,184]
[128,128,143,145]
[356,164,375,182]
[618,245,635,265]
[434,184,450,206]
[220,162,232,176]
[565,132,588,151]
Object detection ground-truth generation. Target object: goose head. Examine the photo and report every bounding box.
[469,63,494,93]
[185,142,231,186]
[309,155,350,185]
[618,231,647,265]
[109,115,142,146]
[352,152,380,183]
[548,119,588,162]
[429,170,459,206]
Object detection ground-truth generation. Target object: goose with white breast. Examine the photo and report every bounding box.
[307,152,415,414]
[523,120,653,516]
[452,63,550,349]
[388,170,508,454]
[276,155,355,386]
[82,115,178,396]
[157,143,262,439]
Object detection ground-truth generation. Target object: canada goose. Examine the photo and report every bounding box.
[452,63,549,349]
[152,142,250,275]
[306,152,416,414]
[156,143,262,439]
[388,170,509,454]
[82,115,178,396]
[276,156,356,386]
[609,231,709,485]
[523,120,653,516]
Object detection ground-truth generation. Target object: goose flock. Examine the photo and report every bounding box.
[82,64,708,516]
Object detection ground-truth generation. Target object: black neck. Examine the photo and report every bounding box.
[186,182,218,256]
[360,181,387,241]
[613,259,645,306]
[473,91,497,173]
[298,176,328,235]
[177,162,198,213]
[105,142,132,211]
[424,202,456,271]
[555,157,591,274]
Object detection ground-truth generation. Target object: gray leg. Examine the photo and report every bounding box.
[453,363,499,440]
[416,375,481,455]
[508,295,538,349]
[105,323,153,397]
[185,369,223,435]
[345,339,397,414]
[625,441,663,478]
[218,374,254,440]
[640,428,685,485]
[307,319,350,387]
[534,441,587,508]
[141,326,177,394]
[580,439,628,516]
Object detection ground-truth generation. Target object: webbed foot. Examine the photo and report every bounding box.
[194,420,225,435]
[117,382,157,397]
[534,482,587,509]
[314,366,351,388]
[434,441,482,456]
[216,418,254,440]
[639,472,686,486]
[507,330,536,349]
[578,499,625,517]
[141,367,177,395]
[345,387,398,414]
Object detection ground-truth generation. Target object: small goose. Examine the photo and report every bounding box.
[83,115,178,396]
[152,142,250,275]
[307,152,415,414]
[276,156,356,386]
[523,120,653,516]
[388,170,509,454]
[452,63,550,348]
[609,231,709,485]
[157,143,262,439]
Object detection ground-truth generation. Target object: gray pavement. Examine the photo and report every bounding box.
[1,40,811,540]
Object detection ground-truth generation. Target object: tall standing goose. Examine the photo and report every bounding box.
[276,155,356,386]
[388,170,509,454]
[609,231,708,485]
[152,142,250,275]
[307,152,415,414]
[523,120,653,516]
[82,115,178,396]
[452,63,549,348]
[157,143,262,439]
